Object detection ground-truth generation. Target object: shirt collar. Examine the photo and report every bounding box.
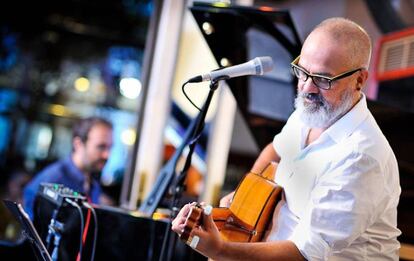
[324,93,369,144]
[63,157,101,200]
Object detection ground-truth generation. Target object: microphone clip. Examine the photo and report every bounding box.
[209,75,230,90]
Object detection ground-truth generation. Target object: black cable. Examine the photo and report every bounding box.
[182,80,201,111]
[65,198,84,261]
[82,202,98,261]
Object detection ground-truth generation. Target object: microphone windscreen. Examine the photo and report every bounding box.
[259,56,274,73]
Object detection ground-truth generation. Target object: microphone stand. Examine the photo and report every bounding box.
[159,76,228,261]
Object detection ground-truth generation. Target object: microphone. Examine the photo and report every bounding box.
[187,56,274,83]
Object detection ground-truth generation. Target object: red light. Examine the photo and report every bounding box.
[258,6,275,12]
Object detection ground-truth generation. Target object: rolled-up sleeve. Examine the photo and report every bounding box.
[289,152,386,260]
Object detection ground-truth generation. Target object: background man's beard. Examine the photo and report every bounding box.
[91,170,102,180]
[294,89,354,128]
[83,159,107,180]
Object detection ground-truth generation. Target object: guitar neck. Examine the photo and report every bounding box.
[180,205,232,242]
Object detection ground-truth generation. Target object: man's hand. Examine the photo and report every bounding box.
[171,203,224,260]
[190,205,224,259]
[171,202,195,235]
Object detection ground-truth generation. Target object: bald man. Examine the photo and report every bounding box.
[171,17,401,260]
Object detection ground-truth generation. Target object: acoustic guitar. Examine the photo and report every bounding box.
[180,162,282,244]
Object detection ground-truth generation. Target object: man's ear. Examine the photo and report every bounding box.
[356,70,369,91]
[72,137,84,151]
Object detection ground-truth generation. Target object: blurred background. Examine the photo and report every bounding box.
[0,0,154,203]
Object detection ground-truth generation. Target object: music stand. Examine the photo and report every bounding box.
[2,200,52,261]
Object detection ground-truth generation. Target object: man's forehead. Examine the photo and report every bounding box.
[86,125,113,140]
[300,37,351,73]
[88,123,112,133]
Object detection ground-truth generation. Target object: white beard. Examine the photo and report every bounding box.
[294,88,354,128]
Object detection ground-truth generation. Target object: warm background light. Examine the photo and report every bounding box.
[121,128,136,146]
[74,77,90,92]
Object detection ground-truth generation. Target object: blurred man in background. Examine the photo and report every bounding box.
[23,116,114,219]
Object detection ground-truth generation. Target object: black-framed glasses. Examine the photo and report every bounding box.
[290,56,364,90]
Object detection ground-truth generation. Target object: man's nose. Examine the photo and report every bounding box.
[300,77,320,93]
[101,148,111,159]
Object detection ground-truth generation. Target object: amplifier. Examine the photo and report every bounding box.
[38,183,86,207]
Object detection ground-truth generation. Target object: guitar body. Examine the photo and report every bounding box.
[180,162,282,243]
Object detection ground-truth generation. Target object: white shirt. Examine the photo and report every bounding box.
[266,95,401,260]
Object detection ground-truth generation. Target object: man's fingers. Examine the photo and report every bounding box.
[203,205,212,215]
[171,203,195,233]
[171,215,187,233]
[202,205,214,230]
